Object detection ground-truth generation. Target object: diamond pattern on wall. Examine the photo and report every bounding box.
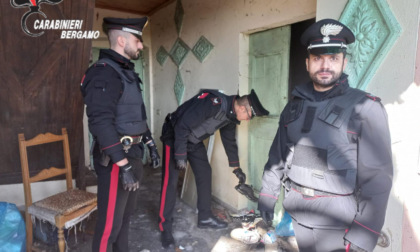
[192,36,214,63]
[156,46,169,66]
[340,0,401,90]
[174,0,184,36]
[174,70,185,105]
[169,38,190,67]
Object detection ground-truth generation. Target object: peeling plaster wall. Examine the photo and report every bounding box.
[318,0,420,251]
[150,0,316,210]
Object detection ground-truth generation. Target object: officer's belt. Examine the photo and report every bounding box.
[120,135,143,145]
[120,135,143,153]
[290,182,343,197]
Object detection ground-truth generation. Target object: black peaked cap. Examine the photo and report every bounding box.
[300,19,355,54]
[247,89,269,117]
[103,17,148,40]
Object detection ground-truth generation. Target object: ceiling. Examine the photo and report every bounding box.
[95,0,175,16]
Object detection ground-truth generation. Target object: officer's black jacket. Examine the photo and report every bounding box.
[171,92,241,167]
[81,49,153,163]
[258,75,393,251]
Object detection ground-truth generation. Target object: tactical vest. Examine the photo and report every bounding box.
[97,58,148,136]
[284,88,368,195]
[186,90,230,144]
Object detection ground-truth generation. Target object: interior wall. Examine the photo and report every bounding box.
[318,0,420,251]
[150,0,316,210]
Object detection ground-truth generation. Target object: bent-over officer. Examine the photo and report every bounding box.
[80,17,160,252]
[159,89,269,249]
[258,19,393,252]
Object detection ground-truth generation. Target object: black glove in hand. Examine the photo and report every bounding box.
[147,140,161,168]
[233,168,246,184]
[176,159,188,170]
[119,163,139,191]
[260,211,274,226]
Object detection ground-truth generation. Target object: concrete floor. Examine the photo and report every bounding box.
[32,165,298,252]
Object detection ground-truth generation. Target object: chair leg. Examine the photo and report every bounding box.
[25,212,33,252]
[57,227,65,252]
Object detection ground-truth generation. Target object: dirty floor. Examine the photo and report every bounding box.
[32,165,298,252]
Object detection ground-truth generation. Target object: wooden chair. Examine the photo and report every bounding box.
[18,128,97,252]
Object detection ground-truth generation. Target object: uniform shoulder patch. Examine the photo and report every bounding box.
[197,92,209,99]
[365,93,381,102]
[211,97,222,105]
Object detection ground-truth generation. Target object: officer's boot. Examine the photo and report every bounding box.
[161,229,175,249]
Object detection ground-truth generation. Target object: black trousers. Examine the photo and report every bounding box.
[158,137,213,232]
[292,219,349,252]
[92,144,143,252]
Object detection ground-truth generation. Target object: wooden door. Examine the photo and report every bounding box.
[0,1,94,184]
[248,26,291,225]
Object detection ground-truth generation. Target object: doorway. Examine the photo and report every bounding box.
[247,19,314,225]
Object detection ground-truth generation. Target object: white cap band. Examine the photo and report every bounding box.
[122,27,142,36]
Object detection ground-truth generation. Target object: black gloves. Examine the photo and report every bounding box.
[260,211,274,226]
[235,183,258,202]
[233,168,246,184]
[118,163,139,191]
[258,194,276,226]
[176,159,188,170]
[146,140,161,168]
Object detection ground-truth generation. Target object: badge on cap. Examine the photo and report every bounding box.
[321,24,343,43]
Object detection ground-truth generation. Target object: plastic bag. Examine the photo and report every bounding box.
[0,202,26,252]
[275,211,295,237]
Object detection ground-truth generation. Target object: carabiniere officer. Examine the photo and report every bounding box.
[80,17,160,252]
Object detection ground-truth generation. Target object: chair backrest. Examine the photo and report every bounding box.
[18,128,73,208]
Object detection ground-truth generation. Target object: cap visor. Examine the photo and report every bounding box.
[133,34,143,42]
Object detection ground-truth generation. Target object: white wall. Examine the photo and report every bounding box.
[150,0,316,210]
[318,0,420,251]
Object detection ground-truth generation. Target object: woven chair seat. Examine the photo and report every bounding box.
[28,189,97,228]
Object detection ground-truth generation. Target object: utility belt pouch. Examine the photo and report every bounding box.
[161,115,175,142]
[99,151,111,167]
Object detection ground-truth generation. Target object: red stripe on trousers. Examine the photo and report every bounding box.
[159,145,171,231]
[99,164,119,252]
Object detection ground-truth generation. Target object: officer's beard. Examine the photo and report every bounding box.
[124,45,140,60]
[310,67,344,90]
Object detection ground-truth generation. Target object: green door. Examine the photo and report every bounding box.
[248,26,291,226]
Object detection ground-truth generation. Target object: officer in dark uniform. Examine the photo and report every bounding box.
[258,19,393,252]
[80,17,161,252]
[159,89,269,248]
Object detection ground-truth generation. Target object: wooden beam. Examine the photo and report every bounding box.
[148,0,176,16]
[95,3,148,16]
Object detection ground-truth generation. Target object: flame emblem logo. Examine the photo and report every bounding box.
[10,0,63,37]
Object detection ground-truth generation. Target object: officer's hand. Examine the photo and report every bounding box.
[176,159,188,170]
[345,240,367,252]
[147,140,161,168]
[233,168,246,184]
[260,211,274,226]
[118,163,139,191]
